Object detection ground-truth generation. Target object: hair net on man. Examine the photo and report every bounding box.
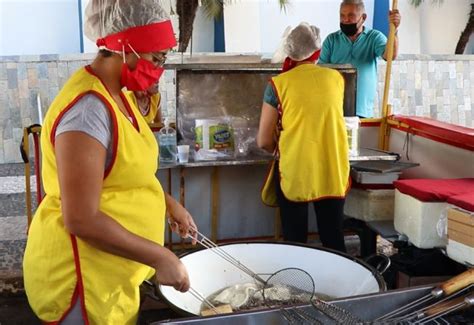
[284,22,321,61]
[84,0,176,53]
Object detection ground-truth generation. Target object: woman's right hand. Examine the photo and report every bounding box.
[153,248,190,292]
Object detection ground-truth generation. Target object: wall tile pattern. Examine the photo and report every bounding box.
[0,54,473,163]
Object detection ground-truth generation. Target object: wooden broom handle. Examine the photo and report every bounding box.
[378,0,399,149]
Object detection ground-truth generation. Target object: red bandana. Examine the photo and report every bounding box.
[96,20,176,53]
[282,50,321,72]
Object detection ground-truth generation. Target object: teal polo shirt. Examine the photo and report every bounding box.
[319,28,387,118]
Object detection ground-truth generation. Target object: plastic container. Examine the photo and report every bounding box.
[344,188,395,221]
[158,120,177,163]
[350,169,402,184]
[194,118,234,160]
[345,117,360,157]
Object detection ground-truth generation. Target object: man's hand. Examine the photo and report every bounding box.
[389,9,401,30]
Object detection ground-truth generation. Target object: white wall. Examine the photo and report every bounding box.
[0,0,80,56]
[419,0,472,54]
[397,0,421,54]
[225,0,375,54]
[224,1,261,53]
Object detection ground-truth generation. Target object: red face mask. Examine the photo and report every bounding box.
[120,58,164,91]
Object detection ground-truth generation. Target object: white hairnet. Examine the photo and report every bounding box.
[284,22,321,61]
[271,26,292,63]
[84,0,171,42]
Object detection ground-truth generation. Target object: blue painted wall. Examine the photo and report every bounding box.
[373,0,389,36]
[214,15,225,52]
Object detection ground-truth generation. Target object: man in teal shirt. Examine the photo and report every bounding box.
[319,0,401,118]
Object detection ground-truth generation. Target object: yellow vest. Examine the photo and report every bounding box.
[23,66,166,324]
[126,91,161,124]
[262,64,350,206]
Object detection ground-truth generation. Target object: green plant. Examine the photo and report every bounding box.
[409,0,443,7]
[176,0,290,52]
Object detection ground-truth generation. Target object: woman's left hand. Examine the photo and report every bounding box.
[165,193,198,244]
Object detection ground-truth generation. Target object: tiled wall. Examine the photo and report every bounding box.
[374,55,473,126]
[1,54,473,163]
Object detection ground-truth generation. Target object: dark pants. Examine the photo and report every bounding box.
[275,164,347,253]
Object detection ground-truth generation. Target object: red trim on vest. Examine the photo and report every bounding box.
[70,235,90,324]
[96,21,176,53]
[50,93,90,146]
[390,115,474,151]
[49,88,119,180]
[46,285,81,325]
[42,240,90,325]
[120,92,140,132]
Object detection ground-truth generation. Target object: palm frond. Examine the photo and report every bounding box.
[200,0,224,19]
[409,0,444,8]
[278,0,290,13]
[199,0,289,19]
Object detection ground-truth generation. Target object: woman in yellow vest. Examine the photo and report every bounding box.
[128,85,162,124]
[258,22,350,253]
[23,1,197,324]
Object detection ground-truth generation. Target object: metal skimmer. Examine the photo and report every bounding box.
[263,268,364,324]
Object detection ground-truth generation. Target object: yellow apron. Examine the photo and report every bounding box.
[126,91,161,124]
[23,66,166,324]
[261,64,350,206]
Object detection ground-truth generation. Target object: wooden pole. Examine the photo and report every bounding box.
[378,0,398,150]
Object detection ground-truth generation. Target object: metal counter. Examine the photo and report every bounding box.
[156,285,473,324]
[159,148,398,170]
[153,286,432,324]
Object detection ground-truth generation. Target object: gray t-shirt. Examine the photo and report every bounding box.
[55,94,114,170]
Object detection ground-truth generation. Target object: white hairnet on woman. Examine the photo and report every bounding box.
[277,22,322,72]
[284,22,321,61]
[23,0,197,324]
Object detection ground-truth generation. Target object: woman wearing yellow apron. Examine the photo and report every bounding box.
[23,1,197,324]
[258,22,350,253]
[127,87,162,124]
